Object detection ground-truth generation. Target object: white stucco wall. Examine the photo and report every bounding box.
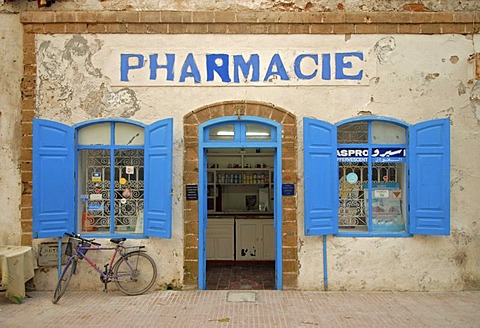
[30,33,480,291]
[0,14,23,246]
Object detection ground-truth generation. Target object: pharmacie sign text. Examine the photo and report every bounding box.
[111,49,373,86]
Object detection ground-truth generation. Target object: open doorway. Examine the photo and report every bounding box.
[205,147,275,290]
[197,115,283,290]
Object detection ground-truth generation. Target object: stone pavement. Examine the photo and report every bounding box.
[0,290,479,327]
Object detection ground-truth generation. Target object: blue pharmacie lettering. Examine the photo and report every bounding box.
[120,51,365,83]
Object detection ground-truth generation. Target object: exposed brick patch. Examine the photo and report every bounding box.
[20,34,36,245]
[54,11,76,23]
[20,11,478,26]
[283,259,299,273]
[283,247,297,259]
[21,233,32,246]
[21,207,32,221]
[86,23,107,33]
[76,12,98,23]
[421,23,443,34]
[403,3,425,12]
[97,11,118,23]
[283,272,298,289]
[398,23,422,33]
[106,24,127,33]
[139,11,161,23]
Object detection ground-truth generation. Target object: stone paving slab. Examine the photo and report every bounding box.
[0,290,479,327]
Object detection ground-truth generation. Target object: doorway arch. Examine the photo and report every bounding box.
[183,101,298,289]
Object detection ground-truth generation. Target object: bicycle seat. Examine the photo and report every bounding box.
[110,238,127,244]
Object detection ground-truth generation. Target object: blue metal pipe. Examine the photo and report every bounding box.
[323,235,328,291]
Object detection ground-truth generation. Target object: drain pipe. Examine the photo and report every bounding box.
[323,235,328,291]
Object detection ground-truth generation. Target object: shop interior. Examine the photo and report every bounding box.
[205,148,275,290]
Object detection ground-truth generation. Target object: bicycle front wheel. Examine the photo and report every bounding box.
[52,257,77,304]
[113,251,157,296]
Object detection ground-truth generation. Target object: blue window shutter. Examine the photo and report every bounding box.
[303,118,338,235]
[32,119,74,238]
[144,118,173,238]
[409,118,450,235]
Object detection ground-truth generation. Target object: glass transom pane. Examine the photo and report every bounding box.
[78,123,111,145]
[246,124,271,141]
[115,123,144,145]
[372,121,406,144]
[209,124,234,141]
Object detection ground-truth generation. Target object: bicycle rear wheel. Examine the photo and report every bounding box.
[113,251,157,295]
[52,257,77,304]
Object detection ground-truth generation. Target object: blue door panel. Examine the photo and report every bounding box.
[303,118,338,235]
[409,119,450,235]
[33,119,74,238]
[144,118,173,239]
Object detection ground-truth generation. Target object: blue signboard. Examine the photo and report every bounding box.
[282,183,295,196]
[88,203,104,211]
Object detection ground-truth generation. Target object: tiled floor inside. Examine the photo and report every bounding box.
[206,261,275,290]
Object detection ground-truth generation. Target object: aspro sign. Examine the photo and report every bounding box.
[337,148,406,163]
[112,49,374,86]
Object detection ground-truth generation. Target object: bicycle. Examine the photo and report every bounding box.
[52,232,157,304]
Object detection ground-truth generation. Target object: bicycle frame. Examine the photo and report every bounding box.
[75,245,120,279]
[71,244,144,281]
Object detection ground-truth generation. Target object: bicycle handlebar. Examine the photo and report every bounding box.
[64,232,101,246]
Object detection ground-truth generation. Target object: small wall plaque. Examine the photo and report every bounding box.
[186,184,198,200]
[282,183,295,196]
[38,242,68,266]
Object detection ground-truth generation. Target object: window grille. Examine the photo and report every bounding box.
[80,149,144,233]
[338,162,367,229]
[338,122,368,144]
[338,162,401,230]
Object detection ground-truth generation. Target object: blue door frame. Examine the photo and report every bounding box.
[198,116,283,290]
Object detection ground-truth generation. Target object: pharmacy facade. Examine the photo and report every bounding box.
[19,11,480,291]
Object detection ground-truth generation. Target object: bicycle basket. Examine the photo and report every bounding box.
[65,240,73,256]
[65,238,80,256]
[65,238,92,256]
